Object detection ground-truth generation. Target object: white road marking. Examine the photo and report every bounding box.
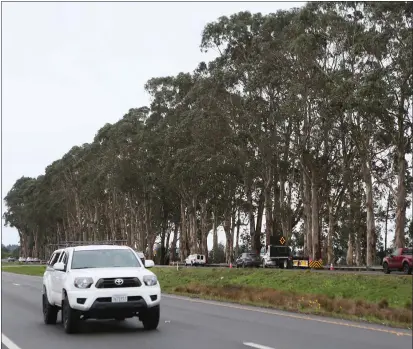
[12,283,20,286]
[243,342,275,349]
[2,334,22,349]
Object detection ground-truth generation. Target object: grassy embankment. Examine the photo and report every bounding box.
[3,265,412,328]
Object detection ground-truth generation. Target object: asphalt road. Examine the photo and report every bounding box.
[2,272,412,349]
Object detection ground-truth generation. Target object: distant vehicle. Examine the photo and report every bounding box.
[260,235,294,269]
[383,247,412,274]
[235,252,261,268]
[7,257,16,262]
[185,254,206,266]
[42,244,160,334]
[18,257,26,263]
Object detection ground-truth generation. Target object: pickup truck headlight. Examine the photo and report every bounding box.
[143,275,158,286]
[74,277,94,289]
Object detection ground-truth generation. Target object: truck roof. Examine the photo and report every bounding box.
[72,245,131,252]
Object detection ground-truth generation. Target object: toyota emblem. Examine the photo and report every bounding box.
[114,278,124,285]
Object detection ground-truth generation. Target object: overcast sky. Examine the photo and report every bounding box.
[2,1,305,248]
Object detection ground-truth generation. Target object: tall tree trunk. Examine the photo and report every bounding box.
[311,169,320,260]
[362,158,376,267]
[189,197,198,254]
[246,182,257,253]
[212,209,218,262]
[255,191,264,251]
[384,191,390,252]
[180,200,188,261]
[235,210,241,257]
[303,171,312,257]
[327,198,334,265]
[171,223,178,262]
[224,209,232,263]
[229,210,236,262]
[264,169,273,246]
[200,201,209,259]
[394,134,406,248]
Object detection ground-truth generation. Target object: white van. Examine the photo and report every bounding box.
[185,254,206,266]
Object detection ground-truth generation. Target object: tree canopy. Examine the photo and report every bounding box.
[4,2,412,266]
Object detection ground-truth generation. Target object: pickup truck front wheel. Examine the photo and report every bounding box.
[42,291,58,325]
[62,293,80,334]
[140,305,160,330]
[403,262,412,275]
[383,262,390,274]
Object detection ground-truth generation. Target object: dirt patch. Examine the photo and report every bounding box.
[174,283,412,328]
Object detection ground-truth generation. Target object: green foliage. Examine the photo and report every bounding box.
[3,3,412,265]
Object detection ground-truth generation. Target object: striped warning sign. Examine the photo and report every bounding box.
[293,259,310,268]
[309,259,324,269]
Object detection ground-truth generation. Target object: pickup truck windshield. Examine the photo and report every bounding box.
[403,248,412,255]
[71,249,141,269]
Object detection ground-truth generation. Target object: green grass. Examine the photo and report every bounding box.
[3,265,412,328]
[2,265,46,275]
[152,267,412,308]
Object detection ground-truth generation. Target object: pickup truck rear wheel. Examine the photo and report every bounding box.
[403,262,412,275]
[140,305,160,330]
[383,262,390,274]
[42,292,58,325]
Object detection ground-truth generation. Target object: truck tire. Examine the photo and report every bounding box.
[62,293,80,334]
[279,262,284,269]
[383,262,390,274]
[42,290,58,325]
[140,305,160,330]
[403,262,412,275]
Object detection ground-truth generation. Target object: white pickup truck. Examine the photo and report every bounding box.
[42,244,161,334]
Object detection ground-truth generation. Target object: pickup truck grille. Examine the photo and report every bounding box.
[95,277,141,288]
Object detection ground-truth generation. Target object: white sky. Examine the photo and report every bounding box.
[1,1,305,247]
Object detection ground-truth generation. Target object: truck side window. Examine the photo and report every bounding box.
[403,249,412,255]
[48,252,61,266]
[61,252,68,265]
[47,253,55,266]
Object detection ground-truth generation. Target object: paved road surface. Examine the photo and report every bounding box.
[2,272,411,349]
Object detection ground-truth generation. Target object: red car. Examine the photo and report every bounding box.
[383,247,412,274]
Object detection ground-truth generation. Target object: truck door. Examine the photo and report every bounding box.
[389,248,401,269]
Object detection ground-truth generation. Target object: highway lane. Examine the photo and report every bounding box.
[2,272,411,349]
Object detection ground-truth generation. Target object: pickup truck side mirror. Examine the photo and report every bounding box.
[53,262,66,271]
[144,259,155,268]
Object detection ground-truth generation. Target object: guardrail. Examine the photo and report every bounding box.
[167,262,383,271]
[2,260,383,272]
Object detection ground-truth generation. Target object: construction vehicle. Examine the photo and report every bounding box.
[260,235,293,269]
[260,235,310,269]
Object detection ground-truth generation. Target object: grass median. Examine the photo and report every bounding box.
[3,265,412,329]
